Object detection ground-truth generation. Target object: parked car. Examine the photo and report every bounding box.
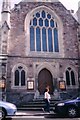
[53,96,80,117]
[0,100,17,119]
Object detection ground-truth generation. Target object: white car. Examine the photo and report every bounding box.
[0,100,17,119]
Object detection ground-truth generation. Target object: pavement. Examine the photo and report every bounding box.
[15,110,61,119]
[15,111,80,119]
[16,110,55,116]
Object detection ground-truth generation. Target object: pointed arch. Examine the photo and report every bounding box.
[11,63,27,88]
[24,5,63,31]
[38,68,53,94]
[24,5,64,57]
[64,66,78,87]
[36,62,54,77]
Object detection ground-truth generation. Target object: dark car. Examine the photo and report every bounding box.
[53,97,80,117]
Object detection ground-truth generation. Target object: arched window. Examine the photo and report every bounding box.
[14,66,26,86]
[30,10,59,52]
[65,67,76,86]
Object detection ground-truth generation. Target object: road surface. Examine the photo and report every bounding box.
[1,111,80,120]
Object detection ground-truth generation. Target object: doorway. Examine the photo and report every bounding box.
[38,68,53,94]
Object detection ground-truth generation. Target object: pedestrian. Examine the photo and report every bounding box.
[43,87,51,113]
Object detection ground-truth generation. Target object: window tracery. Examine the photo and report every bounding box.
[14,66,26,87]
[65,67,76,86]
[30,10,59,52]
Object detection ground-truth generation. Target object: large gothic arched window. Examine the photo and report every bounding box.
[65,67,76,86]
[30,10,59,52]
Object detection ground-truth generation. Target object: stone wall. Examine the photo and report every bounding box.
[8,2,78,57]
[5,2,79,104]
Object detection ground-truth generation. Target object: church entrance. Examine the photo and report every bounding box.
[38,68,53,94]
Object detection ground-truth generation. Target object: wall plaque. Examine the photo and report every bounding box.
[27,81,34,90]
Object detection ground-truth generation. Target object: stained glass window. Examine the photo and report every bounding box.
[66,67,76,86]
[33,17,37,26]
[54,28,59,52]
[30,26,35,51]
[45,19,49,27]
[30,10,59,53]
[50,19,54,28]
[14,66,26,87]
[36,27,41,51]
[71,71,75,85]
[39,18,43,27]
[36,12,40,18]
[66,70,70,85]
[15,70,19,86]
[48,28,53,52]
[42,10,46,18]
[42,28,47,51]
[21,70,25,86]
[47,14,51,19]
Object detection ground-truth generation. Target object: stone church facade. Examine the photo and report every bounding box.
[0,0,80,105]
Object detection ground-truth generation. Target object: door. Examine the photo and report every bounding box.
[38,68,53,94]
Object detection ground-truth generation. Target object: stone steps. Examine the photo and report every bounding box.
[18,98,60,111]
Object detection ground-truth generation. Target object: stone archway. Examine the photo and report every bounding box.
[38,68,53,94]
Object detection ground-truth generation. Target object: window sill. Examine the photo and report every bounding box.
[27,51,63,58]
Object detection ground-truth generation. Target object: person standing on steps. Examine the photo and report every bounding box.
[43,87,51,113]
